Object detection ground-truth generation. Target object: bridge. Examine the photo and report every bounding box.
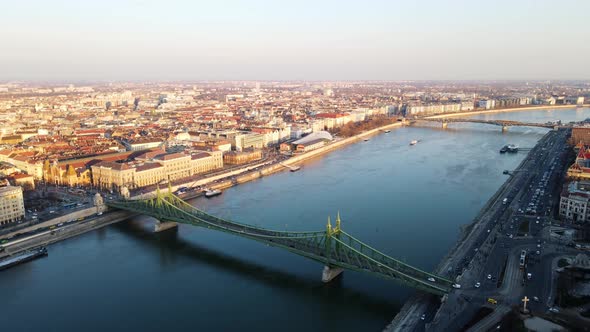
[106,188,453,295]
[418,118,556,131]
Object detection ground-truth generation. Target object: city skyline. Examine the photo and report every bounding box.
[2,0,589,81]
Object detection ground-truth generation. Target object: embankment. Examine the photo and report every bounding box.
[138,121,407,196]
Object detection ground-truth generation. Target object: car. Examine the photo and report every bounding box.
[487,274,492,280]
[97,212,103,216]
[533,296,540,302]
[49,210,56,214]
[420,314,425,321]
[487,298,498,305]
[536,250,540,255]
[548,307,560,313]
[527,273,532,280]
[474,282,481,288]
[427,277,436,282]
[537,244,541,248]
[452,283,461,289]
[57,223,63,227]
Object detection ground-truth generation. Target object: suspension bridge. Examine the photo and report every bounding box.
[106,188,454,295]
[418,118,557,131]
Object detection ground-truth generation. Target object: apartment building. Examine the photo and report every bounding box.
[0,186,25,228]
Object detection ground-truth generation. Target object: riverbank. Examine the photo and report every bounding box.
[0,209,134,259]
[0,120,406,257]
[385,128,563,331]
[135,120,407,198]
[424,104,588,119]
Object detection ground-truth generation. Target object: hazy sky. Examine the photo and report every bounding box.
[1,0,588,81]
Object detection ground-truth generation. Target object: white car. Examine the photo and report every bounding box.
[474,282,481,288]
[487,274,492,280]
[427,277,436,282]
[420,314,426,321]
[452,283,461,289]
[549,307,560,313]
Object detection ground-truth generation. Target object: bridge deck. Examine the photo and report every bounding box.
[107,191,453,295]
[419,118,554,128]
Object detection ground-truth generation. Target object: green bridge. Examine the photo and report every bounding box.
[106,189,453,295]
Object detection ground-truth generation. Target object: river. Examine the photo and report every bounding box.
[1,107,588,332]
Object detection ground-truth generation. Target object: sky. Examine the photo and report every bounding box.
[1,0,589,81]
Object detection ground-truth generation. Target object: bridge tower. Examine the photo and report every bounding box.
[322,214,344,282]
[153,185,178,232]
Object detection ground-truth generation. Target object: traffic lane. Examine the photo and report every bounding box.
[524,252,559,313]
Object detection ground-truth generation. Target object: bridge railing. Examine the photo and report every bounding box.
[329,235,450,294]
[107,195,452,295]
[160,195,329,239]
[337,231,453,286]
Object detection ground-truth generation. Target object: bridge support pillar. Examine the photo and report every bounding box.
[441,122,448,129]
[502,126,508,132]
[322,265,343,282]
[154,220,178,232]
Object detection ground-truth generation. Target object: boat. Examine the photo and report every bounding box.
[0,247,48,271]
[204,189,222,198]
[384,130,391,133]
[507,144,519,153]
[364,138,370,142]
[500,145,508,153]
[410,140,418,146]
[289,166,301,172]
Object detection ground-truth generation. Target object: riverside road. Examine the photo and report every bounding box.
[429,128,572,331]
[390,128,573,331]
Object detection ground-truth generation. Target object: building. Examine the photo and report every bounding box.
[0,186,25,228]
[235,133,265,151]
[90,150,223,191]
[559,181,590,223]
[223,149,263,165]
[478,99,496,110]
[405,103,462,116]
[190,151,223,174]
[295,139,325,153]
[126,139,164,151]
[571,128,590,146]
[567,146,590,180]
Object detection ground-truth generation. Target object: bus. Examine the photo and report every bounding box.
[519,250,527,269]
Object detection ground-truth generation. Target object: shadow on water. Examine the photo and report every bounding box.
[112,220,400,316]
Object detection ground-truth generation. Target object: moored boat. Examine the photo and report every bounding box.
[410,140,418,145]
[0,247,48,271]
[204,189,222,198]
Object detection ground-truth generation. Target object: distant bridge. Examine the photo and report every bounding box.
[418,118,557,131]
[106,188,453,295]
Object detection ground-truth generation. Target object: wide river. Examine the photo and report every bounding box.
[1,107,589,332]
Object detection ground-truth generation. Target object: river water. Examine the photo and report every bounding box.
[1,107,589,332]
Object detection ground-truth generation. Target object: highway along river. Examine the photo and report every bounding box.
[1,107,589,332]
